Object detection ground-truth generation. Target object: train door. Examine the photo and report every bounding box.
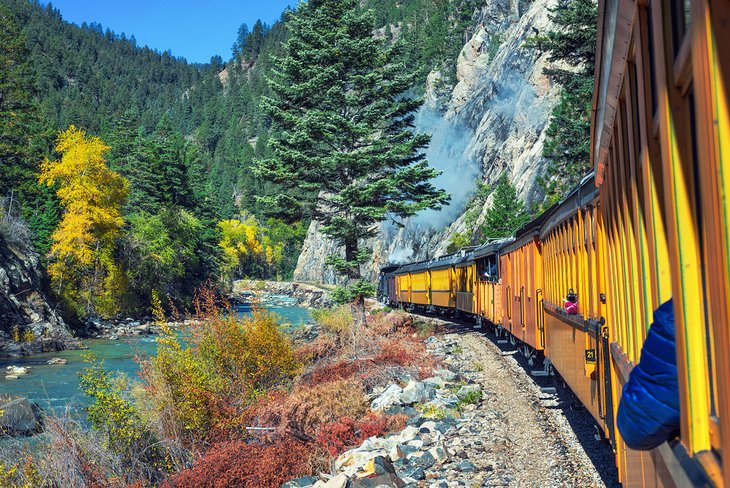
[536,288,545,348]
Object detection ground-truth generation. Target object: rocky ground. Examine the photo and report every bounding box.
[232,280,333,308]
[285,316,618,488]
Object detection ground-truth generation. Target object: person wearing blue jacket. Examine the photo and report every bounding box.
[617,299,681,450]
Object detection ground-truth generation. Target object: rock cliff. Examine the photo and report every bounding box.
[0,235,75,357]
[295,0,561,284]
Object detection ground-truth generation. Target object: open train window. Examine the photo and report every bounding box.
[477,255,499,283]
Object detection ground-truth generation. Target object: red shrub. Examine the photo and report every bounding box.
[373,342,419,367]
[295,333,337,364]
[304,359,371,385]
[167,437,315,488]
[316,416,359,456]
[315,413,408,457]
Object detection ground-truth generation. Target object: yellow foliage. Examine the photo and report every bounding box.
[39,125,129,318]
[311,305,354,337]
[22,329,34,343]
[218,213,284,278]
[0,459,41,488]
[140,308,300,443]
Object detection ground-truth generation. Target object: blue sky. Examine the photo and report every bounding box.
[45,0,297,63]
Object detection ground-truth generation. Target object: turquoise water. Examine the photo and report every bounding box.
[0,304,311,413]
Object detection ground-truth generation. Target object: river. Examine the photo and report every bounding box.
[0,300,311,414]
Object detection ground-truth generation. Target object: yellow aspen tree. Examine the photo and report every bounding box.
[218,213,285,279]
[39,125,129,318]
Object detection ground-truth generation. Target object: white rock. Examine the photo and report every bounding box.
[394,425,419,443]
[335,448,385,473]
[423,376,446,389]
[399,380,433,405]
[358,436,396,453]
[406,439,423,450]
[419,420,437,432]
[389,444,406,461]
[323,474,348,488]
[429,445,449,463]
[6,366,29,375]
[371,384,403,411]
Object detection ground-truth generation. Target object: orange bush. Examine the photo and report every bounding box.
[168,437,316,488]
[283,380,368,437]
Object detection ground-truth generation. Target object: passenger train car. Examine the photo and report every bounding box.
[378,1,729,485]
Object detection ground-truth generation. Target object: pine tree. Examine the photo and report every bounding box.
[255,0,449,324]
[0,4,59,253]
[530,0,597,203]
[479,175,530,240]
[0,4,37,196]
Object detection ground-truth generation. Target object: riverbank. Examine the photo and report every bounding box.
[0,303,313,421]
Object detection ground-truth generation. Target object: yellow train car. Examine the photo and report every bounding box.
[473,240,510,326]
[540,175,608,430]
[500,222,547,351]
[409,268,430,306]
[454,251,477,315]
[427,253,458,309]
[394,268,411,305]
[592,0,729,485]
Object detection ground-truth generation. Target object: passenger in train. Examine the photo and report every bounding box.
[564,289,578,315]
[616,299,680,450]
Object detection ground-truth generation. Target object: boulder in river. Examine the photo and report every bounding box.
[0,396,42,436]
[6,365,30,375]
[47,357,67,365]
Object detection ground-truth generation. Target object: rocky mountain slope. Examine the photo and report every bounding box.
[294,0,562,283]
[0,233,75,357]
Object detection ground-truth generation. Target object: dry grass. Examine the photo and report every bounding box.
[283,380,368,438]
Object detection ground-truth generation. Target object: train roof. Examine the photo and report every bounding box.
[392,246,478,274]
[539,172,598,239]
[471,237,514,258]
[379,264,402,275]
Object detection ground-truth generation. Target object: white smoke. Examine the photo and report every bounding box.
[412,107,480,228]
[388,246,414,264]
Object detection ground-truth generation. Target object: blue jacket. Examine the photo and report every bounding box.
[616,299,680,450]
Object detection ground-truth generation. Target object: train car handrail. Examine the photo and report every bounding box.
[543,301,601,336]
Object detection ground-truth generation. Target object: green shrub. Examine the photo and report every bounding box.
[457,390,482,411]
[417,403,446,420]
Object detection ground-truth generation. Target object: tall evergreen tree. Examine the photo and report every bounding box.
[256,0,449,323]
[531,0,597,203]
[479,175,530,240]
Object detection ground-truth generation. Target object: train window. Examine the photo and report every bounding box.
[670,0,691,56]
[477,256,499,282]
